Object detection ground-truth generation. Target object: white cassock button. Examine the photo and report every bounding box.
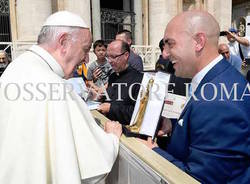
[178,119,184,126]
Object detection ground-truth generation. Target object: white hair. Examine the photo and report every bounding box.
[37,26,81,45]
[0,50,7,55]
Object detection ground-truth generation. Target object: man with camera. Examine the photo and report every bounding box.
[221,28,250,76]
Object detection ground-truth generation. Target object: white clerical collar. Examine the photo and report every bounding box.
[191,55,222,94]
[28,45,65,78]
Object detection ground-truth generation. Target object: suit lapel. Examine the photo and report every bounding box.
[196,58,230,89]
[178,58,230,120]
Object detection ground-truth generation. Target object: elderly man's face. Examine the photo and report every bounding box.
[107,41,129,73]
[65,29,92,78]
[164,22,197,78]
[0,52,7,63]
[218,46,230,60]
[0,52,8,69]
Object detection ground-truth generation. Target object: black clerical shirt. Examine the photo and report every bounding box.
[106,66,143,125]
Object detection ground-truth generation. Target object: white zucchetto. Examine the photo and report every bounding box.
[43,11,89,28]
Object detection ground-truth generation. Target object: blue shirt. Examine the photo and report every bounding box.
[228,54,242,72]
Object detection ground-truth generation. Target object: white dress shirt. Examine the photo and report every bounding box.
[191,55,223,94]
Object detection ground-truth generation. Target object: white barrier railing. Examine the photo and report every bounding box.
[131,45,161,71]
[0,41,35,60]
[0,42,160,71]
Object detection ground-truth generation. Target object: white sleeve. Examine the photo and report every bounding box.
[242,36,250,58]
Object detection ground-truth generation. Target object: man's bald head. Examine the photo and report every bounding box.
[163,10,220,78]
[167,10,220,46]
[107,40,130,73]
[218,43,230,60]
[218,43,229,52]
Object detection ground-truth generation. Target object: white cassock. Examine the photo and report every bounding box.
[0,45,119,184]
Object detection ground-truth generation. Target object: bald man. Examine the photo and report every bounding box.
[116,30,143,72]
[0,11,121,184]
[98,40,143,124]
[142,11,250,183]
[218,43,242,72]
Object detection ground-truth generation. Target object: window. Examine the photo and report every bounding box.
[0,0,11,52]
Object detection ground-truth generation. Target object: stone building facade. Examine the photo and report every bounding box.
[1,0,234,46]
[232,0,250,37]
[1,0,250,68]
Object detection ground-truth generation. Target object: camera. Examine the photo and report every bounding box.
[245,58,250,65]
[219,31,227,36]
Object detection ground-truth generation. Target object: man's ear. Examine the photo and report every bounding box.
[193,32,206,52]
[58,33,70,55]
[125,51,130,60]
[128,39,132,46]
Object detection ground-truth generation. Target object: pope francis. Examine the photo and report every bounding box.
[0,11,122,184]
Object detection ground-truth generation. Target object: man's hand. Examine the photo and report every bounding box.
[226,31,250,46]
[98,103,111,114]
[137,137,158,149]
[104,121,122,139]
[88,85,106,101]
[93,67,102,82]
[225,31,236,39]
[157,117,172,136]
[242,59,248,68]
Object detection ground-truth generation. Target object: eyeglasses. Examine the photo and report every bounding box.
[106,51,127,61]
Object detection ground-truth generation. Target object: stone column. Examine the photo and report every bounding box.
[206,0,232,32]
[91,0,101,41]
[123,0,131,31]
[134,0,143,45]
[51,0,65,12]
[205,0,232,43]
[9,0,17,41]
[149,0,179,46]
[142,0,149,45]
[15,0,52,41]
[63,0,91,29]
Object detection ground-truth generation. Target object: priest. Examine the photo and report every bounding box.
[0,11,122,184]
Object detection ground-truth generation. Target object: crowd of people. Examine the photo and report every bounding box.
[0,9,249,184]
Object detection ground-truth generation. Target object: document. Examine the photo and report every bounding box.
[161,93,187,119]
[86,100,100,110]
[66,77,89,100]
[67,78,101,110]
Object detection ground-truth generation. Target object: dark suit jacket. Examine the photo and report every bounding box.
[106,66,143,125]
[154,58,250,183]
[128,51,143,72]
